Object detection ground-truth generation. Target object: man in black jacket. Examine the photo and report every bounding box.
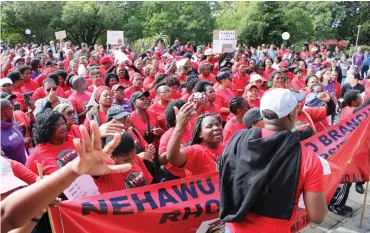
[220,88,328,233]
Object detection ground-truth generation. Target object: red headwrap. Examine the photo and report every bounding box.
[94,86,111,103]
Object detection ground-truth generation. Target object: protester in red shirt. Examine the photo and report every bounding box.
[63,49,74,71]
[166,102,224,176]
[143,65,157,92]
[277,44,288,57]
[130,91,163,143]
[233,64,249,96]
[32,73,66,100]
[331,70,342,100]
[158,100,191,180]
[54,103,82,139]
[54,70,71,95]
[176,65,189,83]
[220,88,327,233]
[26,110,78,175]
[93,133,153,193]
[340,90,370,121]
[199,62,217,84]
[104,73,119,89]
[148,83,172,131]
[303,75,320,96]
[68,76,92,124]
[214,72,234,123]
[100,56,113,79]
[116,65,131,88]
[291,68,306,91]
[181,76,199,102]
[194,80,221,115]
[278,61,294,80]
[18,66,38,93]
[243,84,261,108]
[166,77,182,100]
[87,66,102,93]
[124,73,145,99]
[269,70,284,89]
[223,97,249,143]
[263,58,275,82]
[249,74,265,98]
[35,60,57,86]
[84,86,113,130]
[5,158,38,185]
[5,72,26,111]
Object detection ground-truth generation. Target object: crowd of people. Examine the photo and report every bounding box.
[1,38,370,233]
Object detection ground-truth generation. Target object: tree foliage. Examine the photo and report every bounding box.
[1,1,369,48]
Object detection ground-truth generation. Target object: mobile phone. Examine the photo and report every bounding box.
[189,92,206,103]
[23,93,31,107]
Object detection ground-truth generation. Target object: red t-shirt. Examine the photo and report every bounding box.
[226,128,324,233]
[171,91,182,100]
[12,92,26,111]
[68,92,92,123]
[68,124,82,139]
[223,118,246,143]
[119,78,132,88]
[127,127,148,151]
[143,76,155,92]
[23,80,39,92]
[124,86,143,99]
[8,159,37,185]
[94,155,153,193]
[199,74,217,84]
[182,143,225,176]
[148,102,167,131]
[84,110,107,131]
[294,107,327,133]
[26,136,78,175]
[215,88,234,121]
[340,107,354,121]
[233,73,249,96]
[159,127,192,178]
[291,78,306,91]
[333,81,341,100]
[129,110,157,137]
[247,98,261,108]
[35,73,47,86]
[31,86,66,100]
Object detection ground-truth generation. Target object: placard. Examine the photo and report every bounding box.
[63,174,99,200]
[55,30,67,40]
[107,30,124,45]
[213,30,237,53]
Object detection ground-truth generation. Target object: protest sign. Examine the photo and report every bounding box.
[107,30,124,45]
[50,106,370,233]
[55,30,66,40]
[63,175,100,200]
[213,30,237,53]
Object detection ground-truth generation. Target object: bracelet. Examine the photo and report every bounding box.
[31,217,40,223]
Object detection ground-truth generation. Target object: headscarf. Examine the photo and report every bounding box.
[94,86,111,104]
[53,103,71,114]
[69,59,78,71]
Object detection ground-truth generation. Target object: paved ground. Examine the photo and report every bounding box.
[299,184,370,233]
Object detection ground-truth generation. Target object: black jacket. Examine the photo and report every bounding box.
[219,127,302,222]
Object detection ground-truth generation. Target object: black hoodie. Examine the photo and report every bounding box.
[219,127,302,222]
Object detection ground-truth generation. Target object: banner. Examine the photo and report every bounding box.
[55,30,67,40]
[50,106,370,233]
[107,30,124,45]
[213,30,237,53]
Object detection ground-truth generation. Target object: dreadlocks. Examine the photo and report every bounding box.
[190,113,215,145]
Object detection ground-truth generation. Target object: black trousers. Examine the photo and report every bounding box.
[329,183,352,207]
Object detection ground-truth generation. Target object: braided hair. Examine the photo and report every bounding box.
[164,99,186,128]
[185,78,199,94]
[228,96,246,115]
[190,113,216,145]
[194,80,213,93]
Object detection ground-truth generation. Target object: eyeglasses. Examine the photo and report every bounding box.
[46,87,57,92]
[66,110,75,116]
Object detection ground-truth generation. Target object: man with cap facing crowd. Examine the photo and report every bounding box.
[220,88,327,233]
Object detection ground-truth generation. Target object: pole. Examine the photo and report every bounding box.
[37,163,57,233]
[359,182,369,228]
[355,25,361,52]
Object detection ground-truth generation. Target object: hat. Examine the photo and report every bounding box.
[250,74,263,83]
[53,103,71,114]
[112,84,125,91]
[130,91,150,104]
[146,49,152,53]
[107,105,130,122]
[216,72,232,82]
[13,57,25,64]
[94,86,111,103]
[245,84,258,91]
[260,88,304,119]
[0,78,13,86]
[278,61,289,68]
[0,92,16,100]
[101,56,113,64]
[0,156,27,195]
[204,48,214,56]
[305,93,325,107]
[322,60,330,67]
[243,107,263,128]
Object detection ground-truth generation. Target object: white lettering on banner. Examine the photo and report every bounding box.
[213,30,237,53]
[63,175,99,200]
[107,31,124,45]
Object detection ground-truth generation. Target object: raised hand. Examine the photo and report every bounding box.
[71,120,131,176]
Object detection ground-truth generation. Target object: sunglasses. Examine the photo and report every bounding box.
[46,87,57,92]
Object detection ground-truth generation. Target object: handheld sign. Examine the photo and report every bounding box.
[213,30,237,54]
[107,30,124,45]
[55,30,67,40]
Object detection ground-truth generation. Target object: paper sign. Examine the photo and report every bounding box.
[213,30,237,53]
[63,175,99,200]
[55,30,67,40]
[107,30,124,45]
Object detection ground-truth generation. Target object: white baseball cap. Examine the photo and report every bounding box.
[204,48,214,56]
[250,73,263,83]
[0,78,13,86]
[0,156,27,195]
[260,88,304,119]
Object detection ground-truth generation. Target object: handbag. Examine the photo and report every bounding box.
[142,111,156,144]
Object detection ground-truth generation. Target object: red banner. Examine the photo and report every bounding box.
[50,106,370,233]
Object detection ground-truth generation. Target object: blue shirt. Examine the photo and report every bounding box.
[364,54,370,66]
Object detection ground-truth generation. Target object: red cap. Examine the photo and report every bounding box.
[101,56,113,64]
[322,60,330,67]
[279,61,289,68]
[154,50,162,56]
